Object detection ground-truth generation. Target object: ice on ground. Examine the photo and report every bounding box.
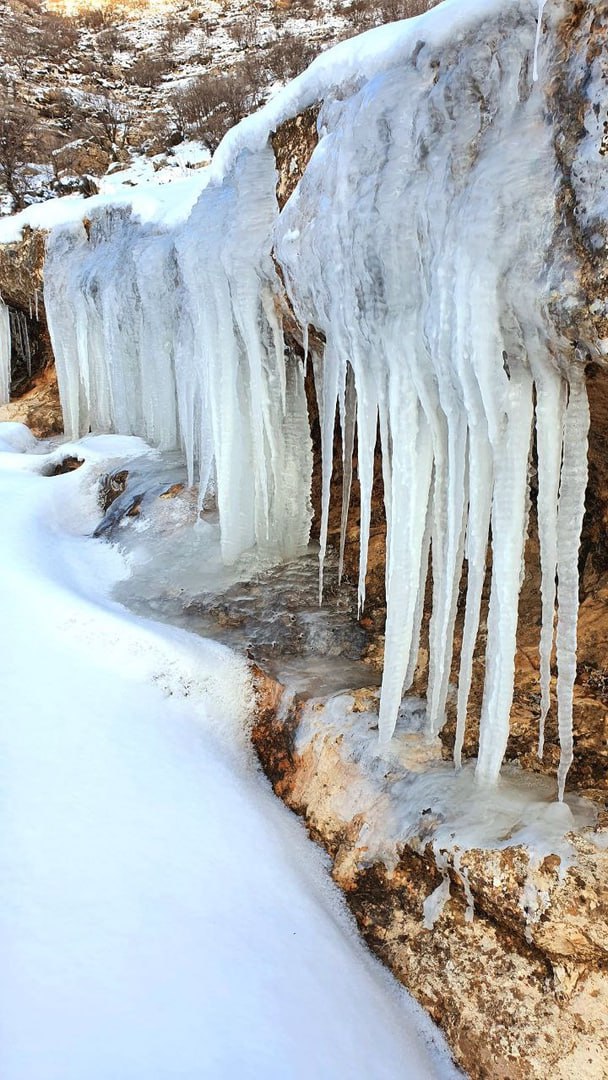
[295,691,598,873]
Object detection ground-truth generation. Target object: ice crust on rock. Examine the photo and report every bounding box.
[0,296,10,406]
[42,0,590,794]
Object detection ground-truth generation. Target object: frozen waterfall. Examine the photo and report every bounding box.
[42,0,589,796]
[44,149,313,566]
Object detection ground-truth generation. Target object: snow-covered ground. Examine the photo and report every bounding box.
[0,423,461,1080]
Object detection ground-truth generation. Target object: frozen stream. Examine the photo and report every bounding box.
[106,452,380,698]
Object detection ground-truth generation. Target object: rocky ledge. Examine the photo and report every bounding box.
[252,673,608,1080]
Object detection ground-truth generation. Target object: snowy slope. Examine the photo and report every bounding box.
[0,424,460,1080]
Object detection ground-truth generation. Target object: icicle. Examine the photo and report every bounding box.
[404,484,433,692]
[379,384,434,744]
[454,429,493,769]
[534,368,566,759]
[317,343,344,602]
[338,365,356,584]
[476,368,534,785]
[22,314,31,378]
[555,367,589,801]
[532,0,547,83]
[354,363,378,614]
[0,296,11,405]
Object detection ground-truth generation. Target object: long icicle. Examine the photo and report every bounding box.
[556,366,589,801]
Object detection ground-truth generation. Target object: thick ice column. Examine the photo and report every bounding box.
[176,145,313,565]
[0,296,10,406]
[45,215,181,451]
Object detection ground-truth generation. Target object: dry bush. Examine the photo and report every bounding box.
[289,0,319,18]
[1,18,37,77]
[376,0,436,20]
[161,14,191,53]
[37,14,79,63]
[126,53,171,87]
[68,92,134,157]
[0,100,38,209]
[95,26,129,60]
[227,11,259,49]
[266,32,317,81]
[75,5,114,28]
[167,70,254,151]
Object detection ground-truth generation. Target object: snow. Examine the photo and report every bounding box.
[0,424,460,1080]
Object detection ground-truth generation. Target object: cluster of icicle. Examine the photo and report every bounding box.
[0,299,35,404]
[44,154,313,566]
[44,0,589,798]
[276,4,589,801]
[0,297,10,405]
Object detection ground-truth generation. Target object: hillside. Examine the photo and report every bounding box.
[0,0,434,212]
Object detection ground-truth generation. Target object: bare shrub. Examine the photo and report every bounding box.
[267,32,317,81]
[376,0,436,20]
[167,71,253,152]
[0,100,37,210]
[69,93,134,158]
[95,26,128,60]
[126,54,171,87]
[37,15,79,63]
[161,14,191,53]
[2,18,37,78]
[227,11,259,49]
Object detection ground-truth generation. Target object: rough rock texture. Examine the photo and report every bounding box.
[0,363,62,437]
[0,227,54,397]
[251,679,608,1080]
[271,106,320,210]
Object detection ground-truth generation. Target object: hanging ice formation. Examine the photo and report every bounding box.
[0,297,10,405]
[44,148,313,565]
[43,0,590,797]
[9,310,32,380]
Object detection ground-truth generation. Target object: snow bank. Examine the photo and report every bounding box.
[0,426,459,1080]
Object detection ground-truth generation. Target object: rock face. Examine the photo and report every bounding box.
[0,227,55,401]
[0,363,62,438]
[251,682,608,1080]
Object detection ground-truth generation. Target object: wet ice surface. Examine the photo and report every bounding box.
[108,455,378,698]
[294,690,599,931]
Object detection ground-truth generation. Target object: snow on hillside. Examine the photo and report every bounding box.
[0,0,436,212]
